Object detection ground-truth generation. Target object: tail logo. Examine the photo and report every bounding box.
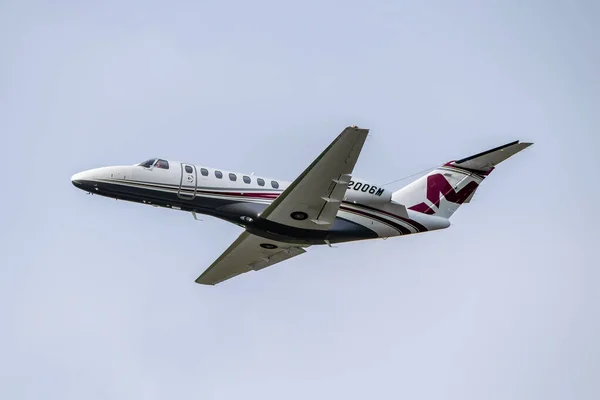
[408,174,479,215]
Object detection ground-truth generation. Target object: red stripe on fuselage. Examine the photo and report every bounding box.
[111,179,426,232]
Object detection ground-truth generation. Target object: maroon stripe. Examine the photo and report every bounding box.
[346,202,429,232]
[195,189,280,199]
[340,206,411,235]
[407,173,480,215]
[408,202,435,215]
[212,191,278,199]
[199,188,426,233]
[121,180,427,233]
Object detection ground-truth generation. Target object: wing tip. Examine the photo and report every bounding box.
[346,125,369,132]
[194,277,215,285]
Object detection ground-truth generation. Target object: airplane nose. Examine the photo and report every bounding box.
[71,170,95,190]
[71,172,84,186]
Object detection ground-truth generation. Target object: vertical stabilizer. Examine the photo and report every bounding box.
[392,140,533,219]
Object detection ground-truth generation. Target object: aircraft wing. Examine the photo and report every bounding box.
[195,231,308,285]
[259,125,369,230]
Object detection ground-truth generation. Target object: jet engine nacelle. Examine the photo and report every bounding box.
[343,177,392,204]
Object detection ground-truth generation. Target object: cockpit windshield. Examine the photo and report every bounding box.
[138,158,169,169]
[139,158,157,168]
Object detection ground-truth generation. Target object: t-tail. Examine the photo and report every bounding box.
[391,140,533,219]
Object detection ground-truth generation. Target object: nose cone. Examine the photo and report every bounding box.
[71,171,84,183]
[71,169,96,190]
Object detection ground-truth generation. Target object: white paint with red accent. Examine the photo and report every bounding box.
[71,126,533,285]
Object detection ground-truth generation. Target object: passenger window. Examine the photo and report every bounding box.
[257,178,265,186]
[215,170,223,179]
[156,159,169,169]
[229,173,237,181]
[271,180,279,189]
[185,165,193,173]
[200,168,208,176]
[243,176,251,184]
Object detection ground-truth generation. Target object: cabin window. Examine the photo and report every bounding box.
[139,159,156,168]
[215,170,223,179]
[243,176,251,184]
[271,180,279,189]
[229,173,237,181]
[257,178,265,186]
[184,165,193,173]
[200,168,208,176]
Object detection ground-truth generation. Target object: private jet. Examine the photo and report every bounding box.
[71,126,533,285]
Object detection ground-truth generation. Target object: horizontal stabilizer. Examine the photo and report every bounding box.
[450,140,533,173]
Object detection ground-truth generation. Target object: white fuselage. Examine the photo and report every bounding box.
[71,158,450,245]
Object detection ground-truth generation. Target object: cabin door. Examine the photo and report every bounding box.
[178,163,197,200]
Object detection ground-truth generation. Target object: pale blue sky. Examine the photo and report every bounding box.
[1,1,599,399]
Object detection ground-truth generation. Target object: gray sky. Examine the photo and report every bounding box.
[1,0,599,399]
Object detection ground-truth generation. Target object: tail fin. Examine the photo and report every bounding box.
[392,140,533,219]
